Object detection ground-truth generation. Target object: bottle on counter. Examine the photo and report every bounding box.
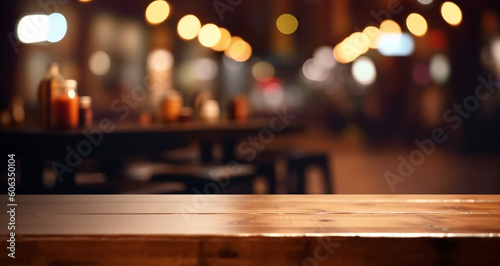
[78,96,93,129]
[162,90,182,123]
[54,79,79,129]
[38,63,64,129]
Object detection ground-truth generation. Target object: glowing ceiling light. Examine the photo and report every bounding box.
[211,27,231,52]
[406,13,428,37]
[145,1,170,25]
[177,14,201,40]
[333,41,359,64]
[380,19,401,34]
[346,32,370,55]
[276,14,298,35]
[225,37,252,62]
[441,2,462,26]
[198,23,221,48]
[363,26,381,49]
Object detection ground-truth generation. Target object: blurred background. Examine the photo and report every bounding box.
[1,0,500,194]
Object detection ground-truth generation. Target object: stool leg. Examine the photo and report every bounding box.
[288,161,306,194]
[258,162,277,194]
[319,156,333,194]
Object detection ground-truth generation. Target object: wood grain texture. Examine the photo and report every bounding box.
[1,195,500,265]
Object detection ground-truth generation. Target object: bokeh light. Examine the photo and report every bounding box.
[276,14,298,35]
[211,27,231,52]
[177,15,201,40]
[225,37,252,62]
[380,19,402,34]
[348,32,370,55]
[377,33,415,56]
[418,0,433,4]
[145,1,170,25]
[492,38,500,68]
[252,61,275,82]
[147,49,173,71]
[17,13,67,43]
[263,82,285,106]
[198,23,221,48]
[352,56,376,85]
[363,26,381,49]
[406,13,428,37]
[302,58,328,82]
[313,46,336,69]
[441,2,462,26]
[194,58,218,81]
[333,41,358,64]
[89,51,111,76]
[430,54,451,84]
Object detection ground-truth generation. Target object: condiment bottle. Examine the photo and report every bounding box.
[38,63,64,129]
[78,96,93,128]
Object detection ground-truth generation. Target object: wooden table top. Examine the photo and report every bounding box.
[4,194,500,237]
[2,195,500,265]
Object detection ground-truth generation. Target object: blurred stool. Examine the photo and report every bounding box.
[256,150,333,194]
[150,162,277,194]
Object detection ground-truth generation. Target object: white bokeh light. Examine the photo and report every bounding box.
[147,49,174,71]
[313,46,336,69]
[89,51,111,76]
[430,54,451,84]
[418,0,433,5]
[17,13,67,43]
[263,82,285,106]
[352,56,377,85]
[194,58,218,81]
[302,58,328,82]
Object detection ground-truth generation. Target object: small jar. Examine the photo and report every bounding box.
[229,95,248,121]
[54,80,79,129]
[162,91,182,123]
[78,96,93,129]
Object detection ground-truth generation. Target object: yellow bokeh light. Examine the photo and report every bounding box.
[225,37,252,62]
[252,61,275,82]
[276,14,298,35]
[177,15,201,40]
[333,41,359,64]
[406,13,428,37]
[441,2,462,26]
[224,36,241,57]
[363,26,380,49]
[380,19,401,34]
[198,24,221,48]
[346,32,370,55]
[145,1,170,25]
[211,27,231,52]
